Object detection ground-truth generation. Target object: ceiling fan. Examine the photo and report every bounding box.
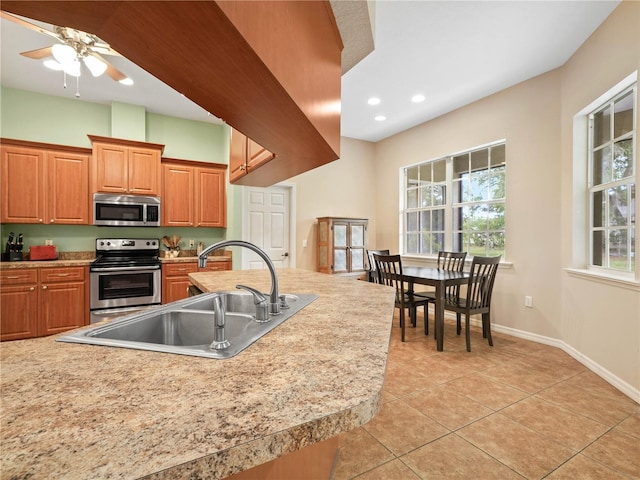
[2,11,132,87]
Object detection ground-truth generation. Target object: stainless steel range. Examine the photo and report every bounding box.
[89,238,161,323]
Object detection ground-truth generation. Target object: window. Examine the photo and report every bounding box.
[589,86,636,273]
[403,142,506,258]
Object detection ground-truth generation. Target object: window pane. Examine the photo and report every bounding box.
[352,249,364,270]
[609,229,628,270]
[433,208,445,230]
[593,190,604,228]
[433,185,446,205]
[613,139,633,180]
[592,146,611,186]
[460,176,473,203]
[406,166,419,188]
[420,233,431,254]
[334,225,347,247]
[593,106,611,147]
[406,211,418,231]
[453,206,464,231]
[433,159,446,182]
[471,171,489,201]
[420,210,430,231]
[419,163,431,183]
[489,167,506,200]
[490,144,506,167]
[453,154,468,175]
[406,233,418,254]
[488,232,505,257]
[469,205,488,230]
[471,149,488,171]
[420,186,432,207]
[609,186,628,226]
[592,230,604,266]
[614,91,634,138]
[488,203,505,230]
[433,233,444,253]
[631,227,636,272]
[407,188,418,208]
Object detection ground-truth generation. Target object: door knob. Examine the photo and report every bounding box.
[282,252,289,257]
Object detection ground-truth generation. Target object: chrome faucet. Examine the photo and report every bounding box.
[210,295,230,350]
[198,240,281,315]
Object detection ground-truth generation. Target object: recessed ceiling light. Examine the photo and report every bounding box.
[411,94,426,103]
[368,97,381,106]
[374,115,386,121]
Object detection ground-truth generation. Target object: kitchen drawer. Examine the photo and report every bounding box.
[163,262,198,277]
[0,269,38,285]
[201,261,232,272]
[40,267,85,283]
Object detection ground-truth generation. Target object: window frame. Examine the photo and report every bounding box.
[401,140,507,259]
[587,84,636,275]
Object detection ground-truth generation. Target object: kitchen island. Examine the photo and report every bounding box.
[1,269,395,479]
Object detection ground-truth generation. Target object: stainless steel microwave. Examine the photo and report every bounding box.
[93,193,161,227]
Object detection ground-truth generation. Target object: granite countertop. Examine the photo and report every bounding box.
[0,252,231,269]
[1,268,395,479]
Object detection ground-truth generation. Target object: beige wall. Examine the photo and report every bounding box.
[290,1,639,396]
[291,137,377,271]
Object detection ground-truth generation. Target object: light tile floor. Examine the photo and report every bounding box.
[334,312,640,480]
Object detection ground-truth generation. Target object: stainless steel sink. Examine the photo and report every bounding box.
[57,291,318,359]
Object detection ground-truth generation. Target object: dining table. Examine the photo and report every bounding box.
[402,266,469,351]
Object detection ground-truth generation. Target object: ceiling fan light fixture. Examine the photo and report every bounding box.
[83,55,107,77]
[43,59,64,71]
[62,58,81,77]
[51,43,76,67]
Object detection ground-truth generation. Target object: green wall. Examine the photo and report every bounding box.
[1,87,243,267]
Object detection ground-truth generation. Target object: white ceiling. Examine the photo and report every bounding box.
[0,1,621,144]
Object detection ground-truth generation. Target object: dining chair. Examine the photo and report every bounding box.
[418,251,467,335]
[373,253,429,342]
[443,255,501,352]
[366,249,390,283]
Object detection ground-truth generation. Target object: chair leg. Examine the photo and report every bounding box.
[400,309,406,342]
[456,313,462,335]
[483,313,493,347]
[424,304,429,335]
[465,314,471,352]
[411,306,417,327]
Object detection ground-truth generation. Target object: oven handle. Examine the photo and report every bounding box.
[90,265,161,272]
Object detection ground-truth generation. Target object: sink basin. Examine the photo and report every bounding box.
[57,291,318,359]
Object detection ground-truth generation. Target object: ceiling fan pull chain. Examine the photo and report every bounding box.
[63,71,67,89]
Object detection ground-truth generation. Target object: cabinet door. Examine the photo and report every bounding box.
[0,284,39,341]
[332,222,349,274]
[47,151,89,225]
[247,138,275,171]
[196,167,226,227]
[93,143,128,193]
[162,163,195,226]
[229,128,248,183]
[40,281,86,336]
[128,147,161,195]
[349,222,367,273]
[162,263,198,303]
[1,145,45,223]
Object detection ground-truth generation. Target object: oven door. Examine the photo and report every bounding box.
[90,266,161,310]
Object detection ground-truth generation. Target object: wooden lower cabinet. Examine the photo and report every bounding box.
[162,261,232,304]
[0,267,89,341]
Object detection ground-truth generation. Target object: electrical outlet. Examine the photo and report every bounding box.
[302,239,308,248]
[45,239,53,246]
[525,296,533,308]
[188,239,195,247]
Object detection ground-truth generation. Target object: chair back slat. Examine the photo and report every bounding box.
[366,249,390,283]
[466,255,501,309]
[437,251,467,298]
[373,254,405,307]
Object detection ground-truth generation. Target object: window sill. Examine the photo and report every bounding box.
[564,268,640,291]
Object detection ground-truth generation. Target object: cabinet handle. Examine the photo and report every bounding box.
[29,287,35,291]
[39,219,43,223]
[6,276,20,279]
[51,219,54,223]
[55,273,70,277]
[42,285,48,290]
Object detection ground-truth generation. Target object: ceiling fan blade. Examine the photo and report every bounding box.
[91,53,126,82]
[1,11,61,41]
[20,46,54,60]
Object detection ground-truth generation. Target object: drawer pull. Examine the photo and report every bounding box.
[55,273,70,277]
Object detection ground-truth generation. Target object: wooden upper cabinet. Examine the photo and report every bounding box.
[162,159,227,228]
[1,140,90,225]
[229,128,275,183]
[89,135,164,196]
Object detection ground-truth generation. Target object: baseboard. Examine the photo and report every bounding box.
[459,314,640,403]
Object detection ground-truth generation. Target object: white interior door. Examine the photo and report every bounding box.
[243,185,293,269]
